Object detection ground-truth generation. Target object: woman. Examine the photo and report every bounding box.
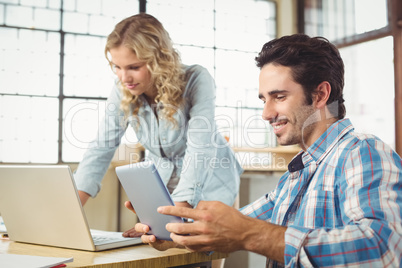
[74,13,242,228]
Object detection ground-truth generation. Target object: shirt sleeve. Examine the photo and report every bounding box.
[284,139,402,267]
[73,83,127,197]
[240,189,277,221]
[170,65,219,207]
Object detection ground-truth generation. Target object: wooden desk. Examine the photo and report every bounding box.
[0,239,228,268]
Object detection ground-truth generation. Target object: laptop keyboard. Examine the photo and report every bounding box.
[92,235,127,245]
[90,229,140,245]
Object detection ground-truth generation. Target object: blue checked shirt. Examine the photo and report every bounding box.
[240,119,402,267]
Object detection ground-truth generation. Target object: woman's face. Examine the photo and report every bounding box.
[109,45,155,99]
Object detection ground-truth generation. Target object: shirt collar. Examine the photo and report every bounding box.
[288,153,304,172]
[134,95,152,117]
[306,118,354,164]
[287,118,354,172]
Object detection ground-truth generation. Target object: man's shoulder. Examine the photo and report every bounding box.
[349,131,379,141]
[346,131,390,150]
[338,130,400,163]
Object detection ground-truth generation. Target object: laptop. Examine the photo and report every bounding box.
[0,165,142,251]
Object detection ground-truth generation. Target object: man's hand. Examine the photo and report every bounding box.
[159,201,250,253]
[158,200,286,263]
[122,200,192,241]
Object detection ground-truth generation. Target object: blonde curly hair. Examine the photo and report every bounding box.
[105,13,185,125]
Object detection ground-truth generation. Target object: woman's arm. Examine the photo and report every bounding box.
[73,83,127,200]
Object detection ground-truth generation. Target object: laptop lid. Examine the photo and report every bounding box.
[0,165,141,251]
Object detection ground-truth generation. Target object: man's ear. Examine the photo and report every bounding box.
[313,81,331,109]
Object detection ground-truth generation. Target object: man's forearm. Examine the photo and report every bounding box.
[243,219,287,263]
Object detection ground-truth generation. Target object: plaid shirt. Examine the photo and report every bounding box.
[240,119,402,267]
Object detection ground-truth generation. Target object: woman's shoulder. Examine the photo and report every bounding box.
[182,64,214,85]
[183,64,210,76]
[181,64,215,97]
[107,79,123,100]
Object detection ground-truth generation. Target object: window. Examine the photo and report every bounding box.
[301,0,399,151]
[0,0,139,163]
[0,0,277,163]
[147,0,277,149]
[303,0,388,39]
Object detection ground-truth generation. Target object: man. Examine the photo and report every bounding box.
[135,34,402,267]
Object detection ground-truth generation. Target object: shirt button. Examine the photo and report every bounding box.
[196,183,201,187]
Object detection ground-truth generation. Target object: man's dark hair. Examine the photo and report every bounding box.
[255,34,346,119]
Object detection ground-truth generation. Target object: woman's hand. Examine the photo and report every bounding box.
[122,201,143,237]
[124,200,136,213]
[78,190,90,206]
[133,201,190,250]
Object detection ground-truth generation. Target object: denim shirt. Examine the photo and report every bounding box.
[74,64,242,207]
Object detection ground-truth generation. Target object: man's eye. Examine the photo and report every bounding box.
[276,95,285,100]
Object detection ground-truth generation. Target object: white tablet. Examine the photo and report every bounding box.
[116,161,184,241]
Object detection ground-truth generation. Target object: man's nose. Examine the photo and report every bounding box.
[261,102,276,122]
